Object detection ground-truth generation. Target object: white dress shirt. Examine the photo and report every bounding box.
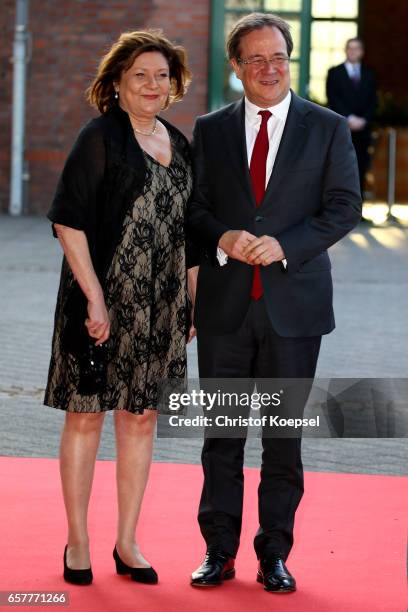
[217,90,292,267]
[245,89,291,187]
[344,61,361,81]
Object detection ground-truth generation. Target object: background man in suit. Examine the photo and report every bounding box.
[326,37,377,199]
[187,13,361,593]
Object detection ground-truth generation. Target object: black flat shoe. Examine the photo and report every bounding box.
[113,545,158,584]
[63,545,93,585]
[257,555,296,593]
[191,546,235,587]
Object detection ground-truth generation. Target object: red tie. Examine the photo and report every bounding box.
[249,110,271,300]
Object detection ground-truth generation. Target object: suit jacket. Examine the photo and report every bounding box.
[187,91,362,338]
[326,63,377,123]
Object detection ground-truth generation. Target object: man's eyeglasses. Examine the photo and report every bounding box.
[237,56,290,68]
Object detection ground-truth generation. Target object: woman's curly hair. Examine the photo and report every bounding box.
[86,29,191,114]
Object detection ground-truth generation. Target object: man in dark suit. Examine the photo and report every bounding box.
[326,37,377,198]
[187,13,361,593]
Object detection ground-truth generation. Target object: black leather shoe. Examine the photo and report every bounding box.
[113,545,158,584]
[191,546,235,587]
[257,556,296,593]
[63,545,93,585]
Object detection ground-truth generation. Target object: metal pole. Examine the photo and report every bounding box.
[9,0,29,216]
[387,127,397,216]
[299,0,312,99]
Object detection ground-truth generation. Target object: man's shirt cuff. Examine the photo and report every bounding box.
[216,246,228,266]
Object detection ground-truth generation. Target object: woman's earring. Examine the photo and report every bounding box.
[114,91,119,99]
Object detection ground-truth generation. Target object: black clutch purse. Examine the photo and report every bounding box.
[62,281,108,396]
[77,341,108,396]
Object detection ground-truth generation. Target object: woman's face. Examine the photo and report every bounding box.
[115,51,171,119]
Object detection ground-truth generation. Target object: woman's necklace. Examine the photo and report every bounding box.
[133,118,157,136]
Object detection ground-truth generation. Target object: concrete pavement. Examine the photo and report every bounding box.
[0,216,407,474]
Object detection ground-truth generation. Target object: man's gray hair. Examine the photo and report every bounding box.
[226,12,294,61]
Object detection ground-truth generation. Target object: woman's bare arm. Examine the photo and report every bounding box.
[54,223,110,345]
[187,265,199,343]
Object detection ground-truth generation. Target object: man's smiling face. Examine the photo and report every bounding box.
[231,26,291,108]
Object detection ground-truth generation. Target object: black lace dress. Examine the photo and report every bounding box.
[44,132,192,414]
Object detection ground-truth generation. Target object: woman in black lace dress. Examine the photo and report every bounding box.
[43,30,199,585]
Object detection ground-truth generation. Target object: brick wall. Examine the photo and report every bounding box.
[3,1,407,215]
[0,0,210,214]
[360,0,408,100]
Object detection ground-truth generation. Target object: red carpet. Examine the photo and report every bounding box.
[0,457,406,612]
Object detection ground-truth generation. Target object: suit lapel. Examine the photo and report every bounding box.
[360,64,369,90]
[260,92,309,207]
[220,99,256,207]
[340,63,352,84]
[219,93,310,210]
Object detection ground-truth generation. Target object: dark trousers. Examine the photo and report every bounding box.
[196,297,321,561]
